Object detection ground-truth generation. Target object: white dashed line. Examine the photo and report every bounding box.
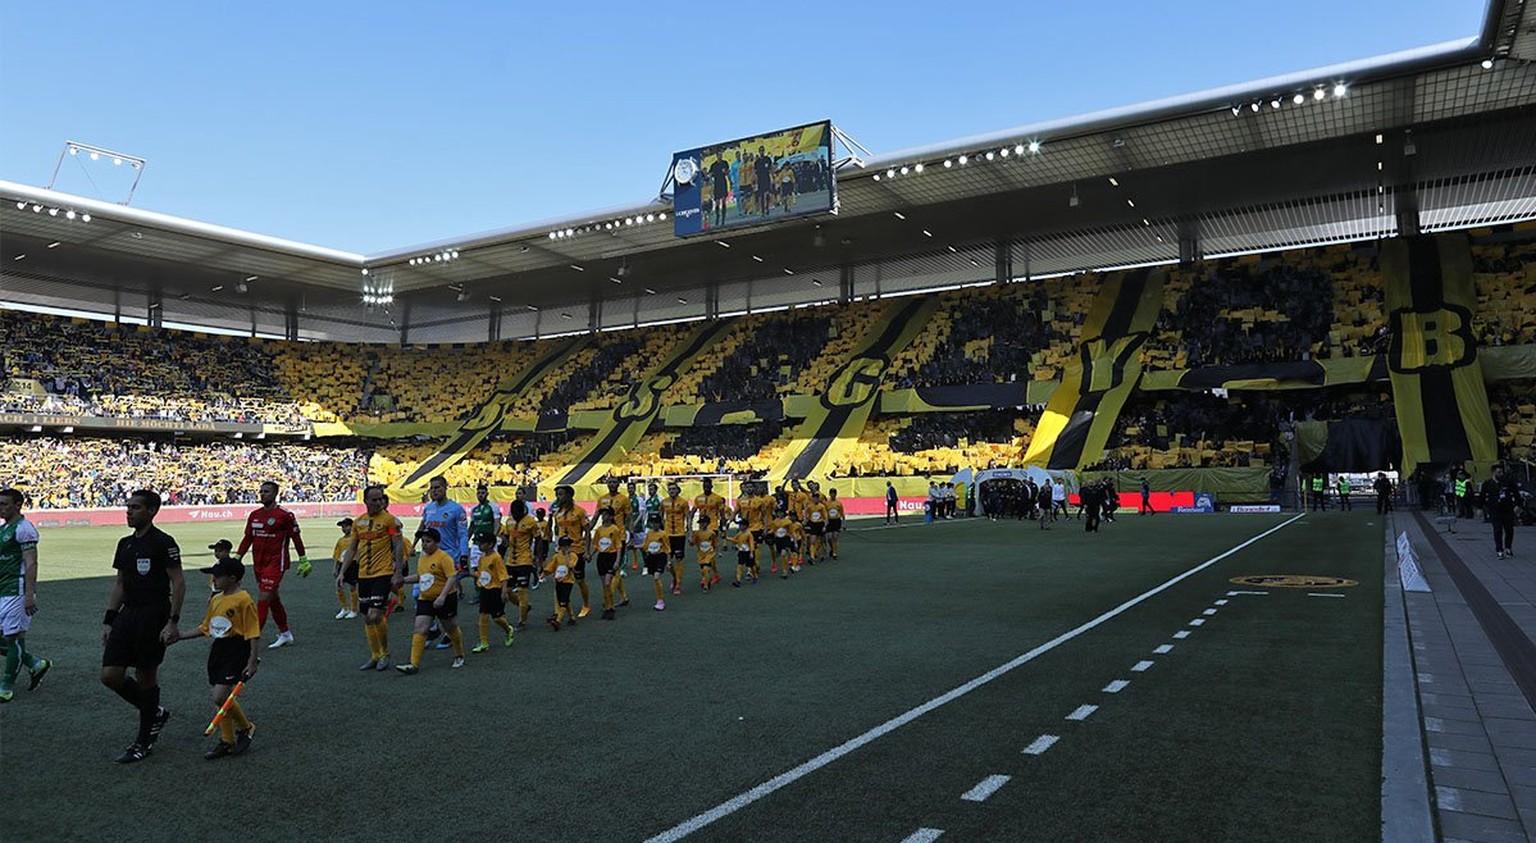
[1189,619,1206,627]
[900,829,945,843]
[1227,590,1270,596]
[1307,592,1346,599]
[1066,704,1098,721]
[1023,735,1060,755]
[1102,679,1130,693]
[1202,608,1219,616]
[1172,630,1191,639]
[1153,644,1174,654]
[1131,660,1154,672]
[1214,599,1229,606]
[960,774,1012,802]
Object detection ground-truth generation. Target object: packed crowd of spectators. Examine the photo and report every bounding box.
[831,410,1039,477]
[538,335,648,415]
[2,436,367,509]
[1152,261,1337,369]
[696,313,832,403]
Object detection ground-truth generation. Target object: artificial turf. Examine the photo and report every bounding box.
[1,510,1383,842]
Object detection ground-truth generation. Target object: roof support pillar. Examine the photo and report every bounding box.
[398,299,412,344]
[589,297,600,333]
[488,303,502,342]
[1394,129,1421,237]
[284,299,299,341]
[839,264,853,302]
[994,239,1014,284]
[147,289,163,329]
[1177,219,1202,267]
[706,281,720,320]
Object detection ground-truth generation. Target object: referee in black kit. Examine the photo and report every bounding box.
[99,489,187,764]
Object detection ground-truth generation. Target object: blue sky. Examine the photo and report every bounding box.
[0,1,1481,253]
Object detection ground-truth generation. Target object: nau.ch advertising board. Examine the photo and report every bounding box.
[671,120,837,237]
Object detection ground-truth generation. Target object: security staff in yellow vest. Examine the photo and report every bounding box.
[1336,476,1352,511]
[1455,471,1473,520]
[1310,475,1326,511]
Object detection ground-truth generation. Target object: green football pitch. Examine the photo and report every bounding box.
[2,511,1384,842]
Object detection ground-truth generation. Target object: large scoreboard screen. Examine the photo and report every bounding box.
[671,120,836,237]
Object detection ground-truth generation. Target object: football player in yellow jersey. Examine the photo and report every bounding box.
[787,513,806,573]
[692,479,728,585]
[172,556,259,759]
[396,528,465,674]
[689,514,719,591]
[659,482,690,595]
[590,508,629,620]
[826,488,846,560]
[533,508,552,565]
[640,514,669,611]
[551,486,593,617]
[805,490,831,564]
[543,536,580,629]
[341,485,405,671]
[499,500,539,629]
[788,480,811,522]
[331,518,358,619]
[596,481,632,605]
[728,516,758,587]
[768,505,794,578]
[469,533,514,653]
[744,487,772,569]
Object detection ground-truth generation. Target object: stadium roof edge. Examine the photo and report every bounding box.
[0,179,364,265]
[861,36,1483,170]
[363,197,669,263]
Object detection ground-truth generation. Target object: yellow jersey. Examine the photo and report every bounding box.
[693,492,728,530]
[474,550,508,590]
[660,495,690,536]
[692,528,718,565]
[596,492,631,527]
[770,517,794,541]
[332,535,351,563]
[544,549,578,583]
[642,529,668,557]
[199,589,260,640]
[592,523,626,557]
[807,499,830,527]
[415,549,456,600]
[730,530,756,555]
[828,499,846,521]
[789,490,810,519]
[748,496,772,531]
[351,512,403,579]
[501,515,537,565]
[534,521,552,542]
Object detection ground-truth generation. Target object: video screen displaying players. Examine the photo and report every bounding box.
[672,120,836,237]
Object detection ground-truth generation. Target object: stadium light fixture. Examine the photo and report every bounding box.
[900,166,909,174]
[958,155,968,165]
[943,160,952,168]
[812,279,823,286]
[1333,83,1346,97]
[914,163,924,172]
[1313,88,1326,101]
[81,213,91,222]
[893,212,906,220]
[1249,102,1260,112]
[569,264,585,271]
[526,304,539,311]
[46,241,60,248]
[887,169,896,178]
[872,174,880,181]
[1014,143,1026,155]
[1231,106,1241,116]
[10,254,23,261]
[1293,93,1305,105]
[716,240,731,248]
[1270,99,1281,109]
[65,210,75,220]
[1108,177,1119,187]
[644,288,657,295]
[999,148,1010,158]
[1482,58,1494,70]
[783,268,794,275]
[210,285,223,292]
[13,201,23,210]
[922,229,933,237]
[360,268,369,276]
[676,297,687,304]
[985,151,995,161]
[31,205,41,213]
[1028,140,1041,154]
[947,244,958,253]
[752,255,764,262]
[489,296,502,303]
[1126,199,1135,208]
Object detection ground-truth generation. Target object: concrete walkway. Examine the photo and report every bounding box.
[1395,510,1536,842]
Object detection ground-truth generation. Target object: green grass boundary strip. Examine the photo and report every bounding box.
[642,512,1306,843]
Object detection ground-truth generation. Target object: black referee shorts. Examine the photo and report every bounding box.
[102,607,169,670]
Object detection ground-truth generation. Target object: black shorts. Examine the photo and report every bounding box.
[644,553,667,575]
[668,536,686,559]
[827,519,842,533]
[554,581,574,606]
[478,586,505,618]
[415,593,459,620]
[807,523,825,537]
[534,539,550,561]
[738,550,754,565]
[698,556,716,569]
[102,607,169,670]
[335,559,359,586]
[571,554,588,581]
[207,637,250,685]
[596,552,620,577]
[751,529,765,545]
[358,575,393,610]
[507,565,536,589]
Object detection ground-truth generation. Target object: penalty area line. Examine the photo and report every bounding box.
[641,512,1305,843]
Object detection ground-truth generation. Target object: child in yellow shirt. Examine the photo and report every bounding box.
[641,514,669,611]
[543,536,580,630]
[470,533,514,652]
[396,528,465,674]
[173,557,260,759]
[690,515,719,591]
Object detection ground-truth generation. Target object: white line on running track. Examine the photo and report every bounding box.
[960,774,1012,802]
[1307,592,1347,598]
[1189,618,1206,626]
[1023,735,1060,755]
[641,513,1305,843]
[900,828,945,843]
[1202,608,1219,616]
[1173,630,1191,639]
[1103,679,1130,693]
[1153,644,1174,654]
[1131,660,1155,672]
[1066,704,1098,721]
[1214,599,1229,605]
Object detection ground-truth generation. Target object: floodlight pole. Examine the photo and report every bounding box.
[48,141,148,205]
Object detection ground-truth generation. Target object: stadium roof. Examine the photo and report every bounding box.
[2,0,1534,343]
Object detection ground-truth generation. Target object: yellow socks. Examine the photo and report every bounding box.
[448,627,465,657]
[517,591,530,624]
[219,716,236,743]
[410,633,426,667]
[226,698,251,730]
[495,616,512,634]
[478,614,490,646]
[336,587,348,610]
[653,577,665,601]
[613,575,628,602]
[602,580,615,610]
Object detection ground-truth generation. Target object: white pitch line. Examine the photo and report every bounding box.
[1307,592,1347,599]
[641,513,1306,843]
[1227,590,1270,596]
[1172,630,1191,639]
[1102,679,1130,693]
[1153,644,1174,654]
[1189,618,1206,627]
[1131,660,1155,672]
[1214,599,1229,606]
[900,829,945,843]
[1202,608,1219,616]
[960,774,1012,802]
[1023,734,1060,755]
[1066,704,1099,721]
